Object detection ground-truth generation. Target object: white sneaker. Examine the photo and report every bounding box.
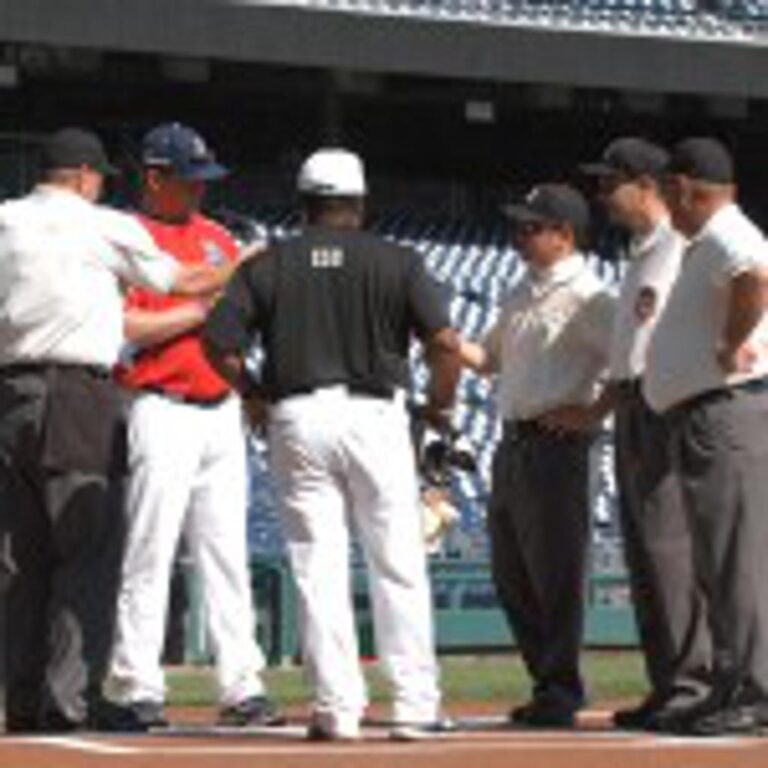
[389,717,457,742]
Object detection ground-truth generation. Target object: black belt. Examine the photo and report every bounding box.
[139,386,230,408]
[614,378,642,399]
[0,362,110,380]
[673,376,768,414]
[273,382,394,403]
[502,419,549,442]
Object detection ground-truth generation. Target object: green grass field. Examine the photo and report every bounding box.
[167,651,648,708]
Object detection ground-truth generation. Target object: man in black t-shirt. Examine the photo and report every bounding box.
[203,149,460,742]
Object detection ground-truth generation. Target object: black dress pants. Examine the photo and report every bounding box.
[487,423,591,711]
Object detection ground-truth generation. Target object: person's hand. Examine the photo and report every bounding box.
[716,341,758,375]
[537,404,600,435]
[188,297,213,322]
[239,242,267,261]
[419,403,454,433]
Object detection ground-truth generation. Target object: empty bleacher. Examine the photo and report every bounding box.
[254,0,766,37]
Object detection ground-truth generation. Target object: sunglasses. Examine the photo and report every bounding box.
[515,221,550,238]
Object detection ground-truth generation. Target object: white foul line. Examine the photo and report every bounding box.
[23,736,140,755]
[28,736,760,757]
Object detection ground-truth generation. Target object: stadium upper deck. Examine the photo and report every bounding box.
[1,0,767,99]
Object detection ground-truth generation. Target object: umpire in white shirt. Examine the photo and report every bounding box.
[582,138,712,730]
[461,184,615,727]
[0,128,230,733]
[645,138,768,736]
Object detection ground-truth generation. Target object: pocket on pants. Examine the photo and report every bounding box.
[41,368,127,476]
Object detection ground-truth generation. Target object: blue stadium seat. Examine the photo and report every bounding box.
[278,0,762,37]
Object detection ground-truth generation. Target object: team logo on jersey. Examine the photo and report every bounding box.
[634,285,657,323]
[202,240,226,266]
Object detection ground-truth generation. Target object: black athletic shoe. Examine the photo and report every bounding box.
[218,695,285,727]
[509,700,575,729]
[613,696,665,730]
[91,699,168,732]
[389,717,457,741]
[684,704,762,737]
[37,710,85,734]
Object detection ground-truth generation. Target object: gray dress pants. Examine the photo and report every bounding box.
[487,422,591,711]
[615,384,711,707]
[668,384,768,705]
[0,366,126,731]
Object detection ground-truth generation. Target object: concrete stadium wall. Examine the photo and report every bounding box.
[1,0,768,98]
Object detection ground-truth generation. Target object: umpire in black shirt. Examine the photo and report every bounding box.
[203,149,461,741]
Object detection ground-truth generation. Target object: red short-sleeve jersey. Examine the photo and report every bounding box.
[116,212,238,401]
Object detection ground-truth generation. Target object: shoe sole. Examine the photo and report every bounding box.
[307,729,361,742]
[389,728,446,742]
[218,715,287,728]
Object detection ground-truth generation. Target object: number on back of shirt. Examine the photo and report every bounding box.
[311,247,344,269]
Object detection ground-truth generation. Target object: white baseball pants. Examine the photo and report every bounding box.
[108,393,266,706]
[268,387,441,731]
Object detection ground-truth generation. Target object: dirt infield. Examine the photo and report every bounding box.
[2,711,768,768]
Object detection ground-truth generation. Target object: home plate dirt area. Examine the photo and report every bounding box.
[2,709,768,768]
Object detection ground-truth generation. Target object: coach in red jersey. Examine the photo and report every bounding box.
[106,123,278,730]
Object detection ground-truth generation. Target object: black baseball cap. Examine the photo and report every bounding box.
[665,137,734,184]
[580,137,669,179]
[142,122,228,181]
[42,127,118,176]
[502,183,590,238]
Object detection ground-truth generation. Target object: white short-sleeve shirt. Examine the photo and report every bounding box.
[609,219,684,381]
[643,203,768,413]
[0,185,178,368]
[483,254,616,420]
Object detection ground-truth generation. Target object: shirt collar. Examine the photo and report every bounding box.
[688,202,738,247]
[529,253,585,290]
[629,217,671,260]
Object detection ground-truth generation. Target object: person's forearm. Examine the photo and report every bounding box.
[124,304,205,347]
[171,262,237,297]
[722,269,766,353]
[425,328,462,411]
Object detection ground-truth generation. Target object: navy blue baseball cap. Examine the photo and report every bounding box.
[141,123,228,181]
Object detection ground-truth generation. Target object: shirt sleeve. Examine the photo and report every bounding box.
[95,207,179,293]
[715,233,768,288]
[202,259,264,355]
[406,251,452,338]
[481,301,510,374]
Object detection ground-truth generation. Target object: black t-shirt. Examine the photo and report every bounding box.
[203,225,450,401]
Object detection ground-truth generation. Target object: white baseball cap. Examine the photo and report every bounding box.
[297,148,367,197]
